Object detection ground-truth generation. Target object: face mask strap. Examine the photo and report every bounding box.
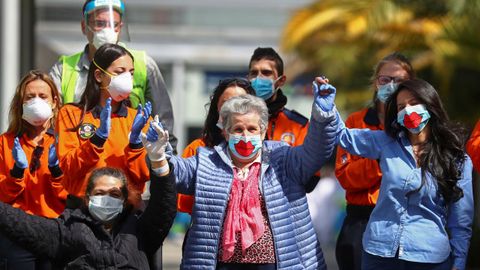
[93,60,115,77]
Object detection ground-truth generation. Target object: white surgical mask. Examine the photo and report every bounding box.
[91,27,118,49]
[22,97,53,126]
[108,72,133,102]
[88,195,124,223]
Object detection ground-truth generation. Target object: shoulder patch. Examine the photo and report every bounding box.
[78,123,97,139]
[283,109,308,126]
[280,132,295,145]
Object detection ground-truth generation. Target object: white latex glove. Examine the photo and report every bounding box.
[141,115,169,162]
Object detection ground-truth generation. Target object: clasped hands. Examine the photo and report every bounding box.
[313,76,336,112]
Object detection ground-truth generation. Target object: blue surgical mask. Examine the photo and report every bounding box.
[397,104,431,134]
[228,134,262,161]
[88,195,124,223]
[250,77,279,100]
[377,82,398,103]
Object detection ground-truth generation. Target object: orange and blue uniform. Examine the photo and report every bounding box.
[55,102,150,197]
[466,120,480,172]
[0,131,67,218]
[266,108,308,146]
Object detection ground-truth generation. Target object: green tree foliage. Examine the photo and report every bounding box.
[281,0,480,126]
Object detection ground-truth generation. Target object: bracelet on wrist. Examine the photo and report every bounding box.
[152,162,169,176]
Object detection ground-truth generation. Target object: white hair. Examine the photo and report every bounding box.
[219,94,268,133]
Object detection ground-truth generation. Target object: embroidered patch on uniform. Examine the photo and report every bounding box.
[341,154,348,164]
[78,123,96,139]
[280,132,295,145]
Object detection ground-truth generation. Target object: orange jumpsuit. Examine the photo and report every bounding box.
[55,103,150,197]
[466,120,480,172]
[0,131,67,218]
[335,107,383,206]
[177,107,311,214]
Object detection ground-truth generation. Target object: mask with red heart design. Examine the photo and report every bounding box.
[228,134,262,161]
[397,104,430,134]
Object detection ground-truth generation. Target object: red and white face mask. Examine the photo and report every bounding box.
[397,104,431,134]
[227,134,262,161]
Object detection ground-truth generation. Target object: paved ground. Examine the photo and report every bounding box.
[161,234,339,270]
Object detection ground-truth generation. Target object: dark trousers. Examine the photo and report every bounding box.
[0,233,51,270]
[216,262,276,270]
[362,250,452,270]
[335,204,374,270]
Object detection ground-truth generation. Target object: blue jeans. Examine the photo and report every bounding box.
[0,233,51,270]
[362,250,452,270]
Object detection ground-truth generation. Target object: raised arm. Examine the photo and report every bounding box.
[47,143,68,200]
[447,157,474,270]
[335,115,382,191]
[121,102,152,191]
[0,137,29,202]
[138,162,177,256]
[56,99,117,196]
[285,78,338,183]
[142,117,198,194]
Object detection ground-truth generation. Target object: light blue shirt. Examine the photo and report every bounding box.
[337,125,473,270]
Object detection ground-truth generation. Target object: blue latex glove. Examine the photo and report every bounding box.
[96,97,112,139]
[146,116,162,142]
[313,81,336,112]
[48,144,59,167]
[12,137,28,169]
[130,101,152,144]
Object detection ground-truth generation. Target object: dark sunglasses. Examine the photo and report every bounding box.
[30,146,44,173]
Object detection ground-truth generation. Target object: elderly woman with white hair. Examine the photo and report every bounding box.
[142,83,338,270]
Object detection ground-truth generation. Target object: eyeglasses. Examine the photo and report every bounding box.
[377,75,406,85]
[30,146,44,173]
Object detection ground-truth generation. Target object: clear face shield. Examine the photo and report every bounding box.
[83,0,130,49]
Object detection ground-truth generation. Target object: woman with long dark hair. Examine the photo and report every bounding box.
[55,43,152,205]
[317,77,473,270]
[335,52,415,270]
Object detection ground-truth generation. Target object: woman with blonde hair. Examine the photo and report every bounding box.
[0,70,66,269]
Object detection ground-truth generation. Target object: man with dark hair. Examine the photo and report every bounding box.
[49,0,177,152]
[248,47,306,142]
[248,47,319,192]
